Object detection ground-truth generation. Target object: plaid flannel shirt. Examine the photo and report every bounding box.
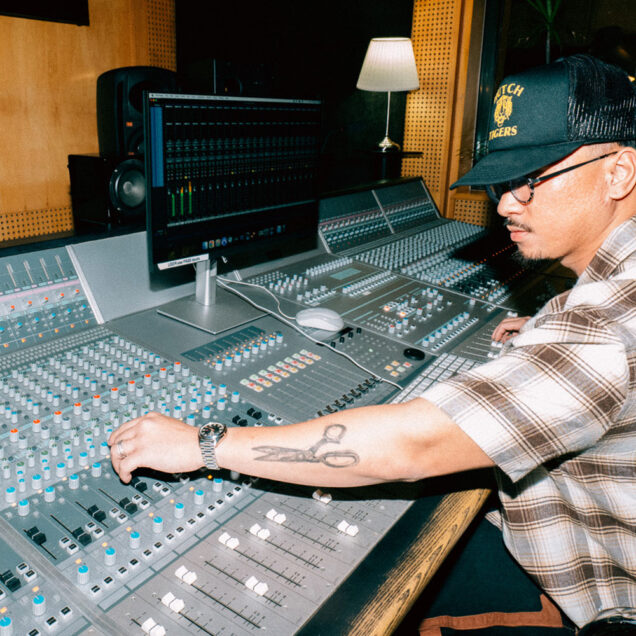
[422,216,636,627]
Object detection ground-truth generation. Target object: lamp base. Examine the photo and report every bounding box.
[377,136,401,152]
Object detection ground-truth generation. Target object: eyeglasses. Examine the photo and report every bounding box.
[486,151,618,204]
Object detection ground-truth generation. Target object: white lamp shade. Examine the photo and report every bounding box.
[356,37,419,92]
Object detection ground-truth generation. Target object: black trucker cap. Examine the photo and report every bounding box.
[451,54,636,189]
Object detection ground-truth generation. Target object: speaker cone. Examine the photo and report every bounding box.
[109,158,145,215]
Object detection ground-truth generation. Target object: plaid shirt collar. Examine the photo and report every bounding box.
[580,215,636,284]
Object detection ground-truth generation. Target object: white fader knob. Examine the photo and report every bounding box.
[141,618,166,636]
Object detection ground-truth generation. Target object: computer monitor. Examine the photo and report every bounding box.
[144,92,322,333]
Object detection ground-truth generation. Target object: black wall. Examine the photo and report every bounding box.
[175,0,415,193]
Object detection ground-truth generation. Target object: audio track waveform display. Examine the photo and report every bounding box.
[146,94,322,269]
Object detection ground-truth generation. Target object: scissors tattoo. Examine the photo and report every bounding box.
[253,424,359,468]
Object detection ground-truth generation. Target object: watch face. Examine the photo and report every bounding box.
[199,422,225,440]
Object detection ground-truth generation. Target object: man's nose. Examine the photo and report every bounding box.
[496,191,523,219]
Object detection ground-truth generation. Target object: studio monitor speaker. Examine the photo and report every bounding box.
[96,66,178,158]
[68,154,146,229]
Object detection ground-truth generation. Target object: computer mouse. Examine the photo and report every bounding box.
[296,307,344,332]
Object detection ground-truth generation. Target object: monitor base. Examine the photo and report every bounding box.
[157,287,263,335]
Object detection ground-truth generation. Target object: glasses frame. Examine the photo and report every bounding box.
[486,151,618,204]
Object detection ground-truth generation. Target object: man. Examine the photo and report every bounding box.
[109,55,636,633]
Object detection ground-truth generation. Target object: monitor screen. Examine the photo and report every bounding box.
[144,92,322,273]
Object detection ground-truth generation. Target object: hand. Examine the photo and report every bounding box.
[491,315,531,343]
[108,412,203,483]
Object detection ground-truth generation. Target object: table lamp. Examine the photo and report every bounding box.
[356,37,419,152]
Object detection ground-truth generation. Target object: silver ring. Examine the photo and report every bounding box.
[117,440,127,460]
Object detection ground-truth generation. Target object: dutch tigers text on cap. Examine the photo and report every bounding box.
[451,54,636,189]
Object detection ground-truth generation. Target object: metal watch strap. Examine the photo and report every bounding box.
[200,440,219,470]
[199,423,226,470]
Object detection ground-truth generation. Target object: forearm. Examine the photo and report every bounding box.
[216,398,493,487]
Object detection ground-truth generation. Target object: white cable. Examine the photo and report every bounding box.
[217,276,404,392]
[217,276,297,320]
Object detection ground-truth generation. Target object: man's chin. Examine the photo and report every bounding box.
[511,248,553,271]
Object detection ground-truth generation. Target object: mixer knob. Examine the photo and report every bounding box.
[17,499,30,516]
[152,516,164,534]
[44,486,55,503]
[69,474,80,490]
[104,546,116,566]
[5,486,16,504]
[174,502,185,519]
[193,489,205,506]
[32,594,46,616]
[212,477,223,492]
[129,530,141,549]
[77,564,90,585]
[0,615,13,636]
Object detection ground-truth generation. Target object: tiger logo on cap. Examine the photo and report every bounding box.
[494,93,513,127]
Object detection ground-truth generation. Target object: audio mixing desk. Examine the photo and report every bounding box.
[0,178,570,635]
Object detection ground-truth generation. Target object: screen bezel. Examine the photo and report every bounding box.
[144,92,322,274]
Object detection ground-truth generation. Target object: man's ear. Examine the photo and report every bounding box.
[608,146,636,200]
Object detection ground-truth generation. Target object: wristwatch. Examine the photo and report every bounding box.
[198,422,228,470]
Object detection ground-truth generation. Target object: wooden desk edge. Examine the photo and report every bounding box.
[347,487,492,636]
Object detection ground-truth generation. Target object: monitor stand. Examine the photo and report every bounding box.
[156,259,263,335]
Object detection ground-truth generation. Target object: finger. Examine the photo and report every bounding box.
[491,324,511,342]
[113,456,135,483]
[108,415,145,445]
[110,438,140,483]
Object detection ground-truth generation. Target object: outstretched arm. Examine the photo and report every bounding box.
[108,398,493,487]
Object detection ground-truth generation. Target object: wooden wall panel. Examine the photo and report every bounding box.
[0,0,176,241]
[402,0,468,213]
[402,0,495,227]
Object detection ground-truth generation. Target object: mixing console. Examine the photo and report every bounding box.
[374,178,439,234]
[349,222,539,306]
[0,317,428,635]
[317,179,439,253]
[181,318,423,421]
[247,252,510,358]
[0,176,572,634]
[0,247,98,353]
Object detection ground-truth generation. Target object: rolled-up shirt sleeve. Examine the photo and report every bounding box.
[421,312,629,483]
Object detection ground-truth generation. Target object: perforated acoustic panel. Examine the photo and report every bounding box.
[147,0,176,70]
[453,196,498,227]
[402,0,463,214]
[0,207,74,241]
